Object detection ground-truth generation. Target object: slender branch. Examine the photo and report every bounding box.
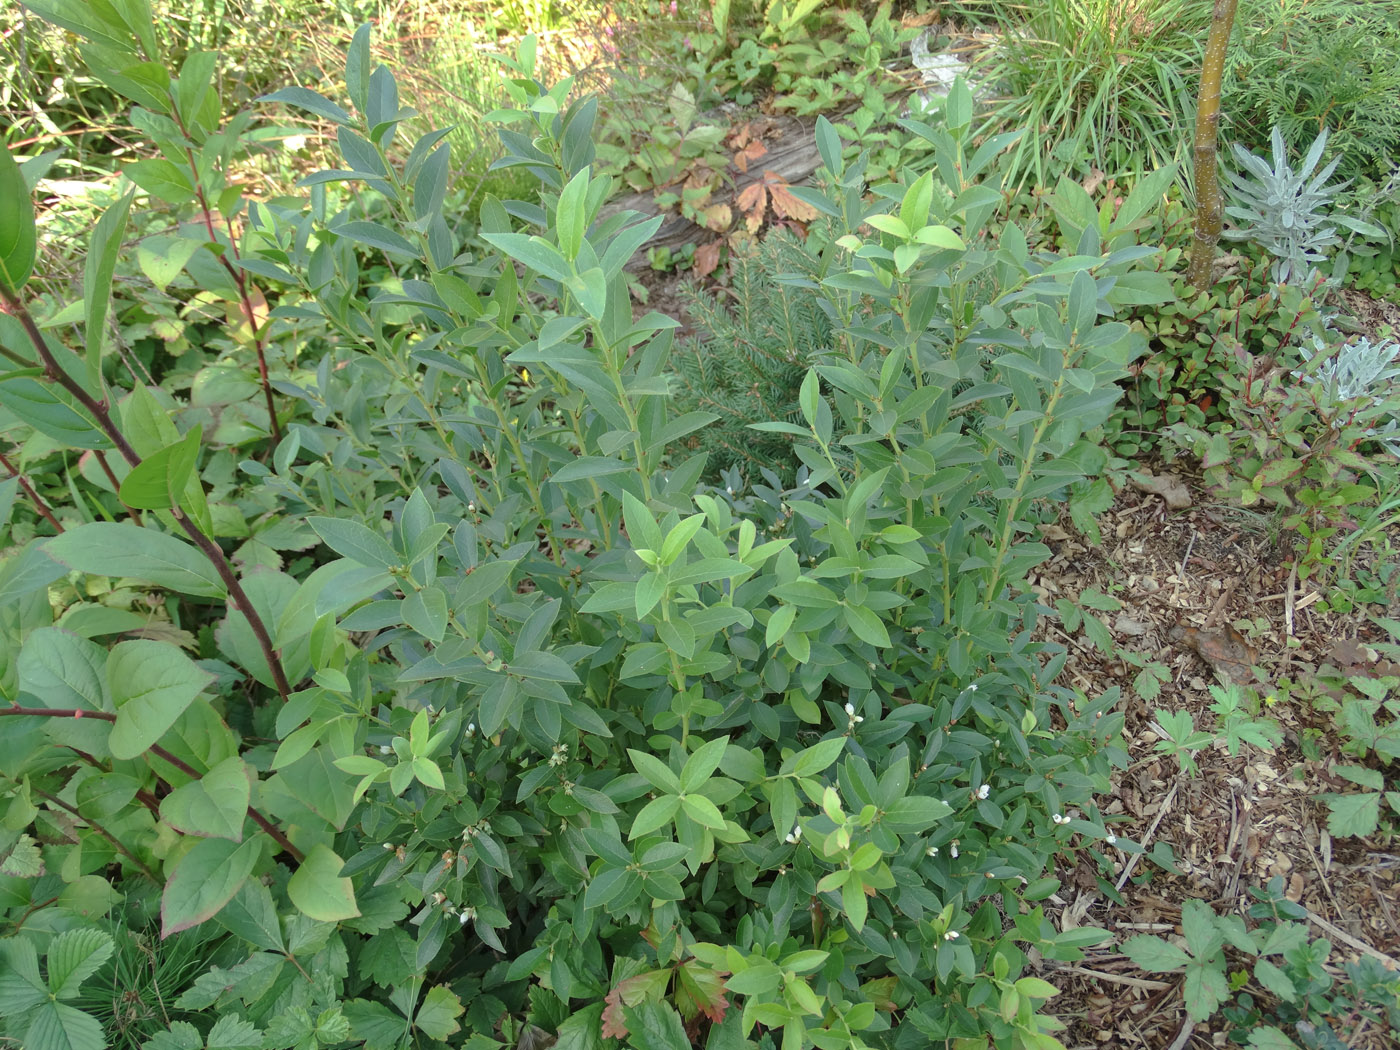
[0,450,64,532]
[3,705,303,863]
[0,288,293,703]
[33,787,161,882]
[168,102,281,445]
[93,449,143,525]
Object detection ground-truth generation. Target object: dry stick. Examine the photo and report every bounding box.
[1165,1020,1195,1050]
[1305,908,1399,969]
[1053,965,1171,991]
[1,290,293,703]
[1184,0,1241,290]
[1116,780,1181,892]
[2,705,302,862]
[0,449,64,532]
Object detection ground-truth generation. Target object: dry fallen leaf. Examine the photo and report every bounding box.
[698,203,732,233]
[768,176,818,222]
[1168,622,1257,685]
[693,240,721,278]
[1131,470,1192,510]
[733,138,767,173]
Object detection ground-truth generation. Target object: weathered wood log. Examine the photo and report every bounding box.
[598,114,824,269]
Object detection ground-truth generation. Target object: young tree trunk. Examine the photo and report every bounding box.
[1185,0,1240,291]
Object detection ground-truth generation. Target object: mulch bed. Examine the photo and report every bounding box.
[1030,464,1400,1049]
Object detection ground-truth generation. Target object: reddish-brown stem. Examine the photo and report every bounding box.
[94,449,143,525]
[33,786,161,882]
[0,289,293,703]
[168,102,282,446]
[0,450,64,532]
[4,704,303,863]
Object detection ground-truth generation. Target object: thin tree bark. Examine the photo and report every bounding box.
[1185,0,1240,290]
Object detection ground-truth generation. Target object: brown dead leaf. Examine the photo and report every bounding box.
[1168,622,1257,685]
[1131,469,1191,510]
[768,176,818,222]
[735,181,767,233]
[693,240,722,278]
[733,138,767,173]
[1081,169,1107,196]
[1114,614,1150,637]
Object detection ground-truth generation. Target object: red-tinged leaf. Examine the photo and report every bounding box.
[693,241,722,278]
[602,968,672,1037]
[862,974,899,1011]
[675,959,729,1024]
[602,990,629,1039]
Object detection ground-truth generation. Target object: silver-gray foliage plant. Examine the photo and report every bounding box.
[1221,126,1384,287]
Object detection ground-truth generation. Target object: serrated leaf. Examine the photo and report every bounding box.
[46,928,115,999]
[414,985,463,1040]
[1120,935,1190,972]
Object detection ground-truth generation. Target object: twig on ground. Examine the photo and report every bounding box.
[1306,908,1399,969]
[1165,1020,1195,1050]
[1117,780,1180,892]
[1054,965,1171,991]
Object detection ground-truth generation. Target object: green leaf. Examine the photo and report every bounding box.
[258,86,352,125]
[334,220,420,258]
[481,232,572,283]
[125,157,195,205]
[1323,791,1381,838]
[162,836,261,937]
[629,795,682,839]
[681,736,729,793]
[119,426,201,511]
[45,929,114,999]
[47,522,226,597]
[401,586,448,643]
[18,627,108,711]
[843,603,891,647]
[0,375,112,450]
[0,938,47,1014]
[137,235,203,291]
[680,794,727,830]
[783,737,847,778]
[287,843,360,922]
[556,166,589,260]
[629,749,681,794]
[622,1001,690,1050]
[107,639,212,760]
[84,190,134,388]
[23,1001,106,1050]
[1120,935,1190,973]
[308,516,400,570]
[0,145,37,294]
[882,795,952,833]
[1183,959,1228,1021]
[345,23,372,113]
[159,755,251,841]
[414,985,463,1040]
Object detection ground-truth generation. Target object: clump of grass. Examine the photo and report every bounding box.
[963,0,1209,187]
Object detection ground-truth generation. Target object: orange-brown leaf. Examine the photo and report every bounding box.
[674,960,729,1025]
[767,178,818,222]
[735,181,767,232]
[733,139,768,173]
[693,240,722,277]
